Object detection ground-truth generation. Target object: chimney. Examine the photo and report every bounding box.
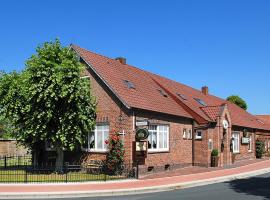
[115,57,126,65]
[201,86,209,95]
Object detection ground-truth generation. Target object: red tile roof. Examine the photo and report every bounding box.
[200,106,222,121]
[256,115,270,125]
[72,44,270,131]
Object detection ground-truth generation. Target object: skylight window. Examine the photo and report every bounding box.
[123,80,135,89]
[257,119,265,124]
[177,93,187,100]
[194,98,207,106]
[158,89,168,97]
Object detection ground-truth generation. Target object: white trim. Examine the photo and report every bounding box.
[148,125,169,152]
[232,132,240,153]
[82,124,109,152]
[195,130,203,140]
[248,134,252,152]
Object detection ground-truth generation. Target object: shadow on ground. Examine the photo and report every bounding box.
[229,174,270,200]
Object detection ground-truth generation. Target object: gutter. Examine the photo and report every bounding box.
[71,44,131,110]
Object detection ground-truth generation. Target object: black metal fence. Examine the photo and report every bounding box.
[0,155,135,183]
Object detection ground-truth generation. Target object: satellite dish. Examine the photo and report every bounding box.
[223,120,229,130]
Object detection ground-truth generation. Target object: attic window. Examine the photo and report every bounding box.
[177,93,187,100]
[124,80,135,89]
[158,89,168,97]
[194,98,207,106]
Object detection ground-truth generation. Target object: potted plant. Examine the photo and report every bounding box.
[211,149,219,167]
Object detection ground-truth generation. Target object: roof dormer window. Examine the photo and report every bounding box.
[158,89,168,97]
[177,93,187,100]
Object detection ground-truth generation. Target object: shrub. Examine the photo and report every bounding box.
[105,133,125,175]
[256,141,264,159]
[211,149,219,157]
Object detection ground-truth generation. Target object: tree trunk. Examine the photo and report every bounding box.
[55,146,64,172]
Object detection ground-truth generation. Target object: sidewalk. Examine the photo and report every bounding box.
[0,159,270,199]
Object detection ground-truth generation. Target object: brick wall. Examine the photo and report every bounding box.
[0,140,28,156]
[134,110,193,173]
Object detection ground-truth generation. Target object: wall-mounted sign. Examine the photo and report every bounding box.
[136,120,148,126]
[136,141,147,151]
[136,128,149,141]
[242,137,250,144]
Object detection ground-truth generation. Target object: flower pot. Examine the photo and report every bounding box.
[211,156,219,167]
[232,153,236,164]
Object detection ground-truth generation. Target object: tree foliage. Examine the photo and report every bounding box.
[227,95,248,110]
[0,40,96,156]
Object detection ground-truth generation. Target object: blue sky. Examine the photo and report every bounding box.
[0,0,269,114]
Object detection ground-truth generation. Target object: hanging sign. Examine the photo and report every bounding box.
[136,128,149,141]
[136,141,147,151]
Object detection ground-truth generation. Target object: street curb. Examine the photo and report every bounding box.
[1,167,270,199]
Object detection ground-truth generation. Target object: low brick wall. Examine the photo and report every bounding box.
[0,139,28,156]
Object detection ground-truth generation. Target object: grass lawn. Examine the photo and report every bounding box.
[0,170,127,183]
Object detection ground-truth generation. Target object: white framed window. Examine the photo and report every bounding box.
[83,124,109,152]
[188,129,192,139]
[232,132,240,153]
[183,128,187,139]
[248,134,252,152]
[195,130,203,140]
[148,125,169,152]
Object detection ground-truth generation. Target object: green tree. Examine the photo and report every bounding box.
[0,40,96,169]
[227,95,248,110]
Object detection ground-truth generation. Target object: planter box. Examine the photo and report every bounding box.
[211,156,219,167]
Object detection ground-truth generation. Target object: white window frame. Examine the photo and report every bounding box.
[232,132,240,153]
[148,125,169,152]
[248,134,252,152]
[195,130,203,140]
[83,124,109,152]
[188,129,193,139]
[183,128,187,139]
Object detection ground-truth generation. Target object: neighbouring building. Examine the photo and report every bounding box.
[63,44,270,174]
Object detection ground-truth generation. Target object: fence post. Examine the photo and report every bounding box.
[136,161,139,179]
[4,156,7,169]
[65,162,68,183]
[24,170,28,183]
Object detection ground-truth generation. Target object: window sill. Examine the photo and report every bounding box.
[148,150,169,154]
[82,149,108,153]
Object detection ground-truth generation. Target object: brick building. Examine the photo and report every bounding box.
[70,44,270,174]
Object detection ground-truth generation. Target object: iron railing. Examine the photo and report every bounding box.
[0,155,135,183]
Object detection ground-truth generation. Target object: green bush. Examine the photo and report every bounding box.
[256,141,264,159]
[211,149,219,157]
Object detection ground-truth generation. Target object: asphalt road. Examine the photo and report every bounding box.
[29,173,270,200]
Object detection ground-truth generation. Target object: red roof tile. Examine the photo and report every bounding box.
[200,106,222,121]
[256,115,270,125]
[72,44,270,131]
